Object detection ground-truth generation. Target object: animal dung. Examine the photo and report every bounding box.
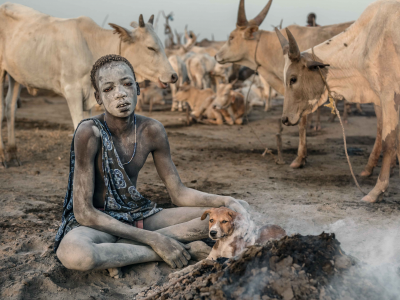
[137,233,385,300]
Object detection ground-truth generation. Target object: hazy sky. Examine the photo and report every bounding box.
[3,0,376,43]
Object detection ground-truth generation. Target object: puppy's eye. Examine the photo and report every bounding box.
[209,219,214,223]
[221,220,228,224]
[290,77,297,85]
[103,87,113,93]
[148,47,156,52]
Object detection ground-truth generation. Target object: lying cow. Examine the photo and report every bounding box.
[213,82,253,125]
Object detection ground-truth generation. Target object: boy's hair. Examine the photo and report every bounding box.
[90,54,136,92]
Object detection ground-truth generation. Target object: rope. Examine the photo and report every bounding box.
[242,32,278,163]
[311,47,366,195]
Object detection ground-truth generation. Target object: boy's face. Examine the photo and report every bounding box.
[96,61,137,118]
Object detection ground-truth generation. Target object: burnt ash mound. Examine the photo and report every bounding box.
[138,233,390,300]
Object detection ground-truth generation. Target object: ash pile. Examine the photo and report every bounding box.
[138,233,387,300]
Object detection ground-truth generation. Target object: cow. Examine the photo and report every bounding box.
[275,0,400,203]
[175,82,215,120]
[169,55,189,111]
[186,53,216,89]
[214,0,385,174]
[213,82,253,125]
[0,3,177,167]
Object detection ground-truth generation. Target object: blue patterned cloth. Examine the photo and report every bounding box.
[54,117,162,252]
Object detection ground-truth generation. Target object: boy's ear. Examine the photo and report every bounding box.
[136,82,141,95]
[95,91,102,105]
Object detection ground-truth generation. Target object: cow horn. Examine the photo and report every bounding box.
[148,14,154,25]
[286,28,300,62]
[249,0,273,26]
[275,28,288,54]
[237,0,248,27]
[139,14,145,27]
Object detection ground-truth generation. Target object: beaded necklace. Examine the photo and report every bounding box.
[103,114,137,166]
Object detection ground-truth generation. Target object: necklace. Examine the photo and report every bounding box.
[103,114,137,166]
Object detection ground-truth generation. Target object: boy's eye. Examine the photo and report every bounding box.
[124,82,133,87]
[103,87,113,92]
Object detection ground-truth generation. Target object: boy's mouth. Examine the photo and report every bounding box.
[117,103,130,109]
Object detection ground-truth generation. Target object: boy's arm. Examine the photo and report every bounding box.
[71,121,191,268]
[150,121,249,217]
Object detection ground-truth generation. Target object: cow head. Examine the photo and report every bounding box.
[109,15,178,88]
[215,0,272,69]
[276,28,329,126]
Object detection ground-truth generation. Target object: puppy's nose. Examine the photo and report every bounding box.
[210,230,217,237]
[281,116,289,125]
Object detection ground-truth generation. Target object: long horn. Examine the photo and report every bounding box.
[148,14,154,25]
[286,28,300,61]
[275,28,288,54]
[249,0,273,26]
[237,0,248,27]
[139,14,145,27]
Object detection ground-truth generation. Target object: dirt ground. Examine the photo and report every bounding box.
[0,94,399,300]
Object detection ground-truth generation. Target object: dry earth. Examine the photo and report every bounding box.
[0,94,399,299]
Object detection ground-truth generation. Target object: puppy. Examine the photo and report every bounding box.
[201,207,286,260]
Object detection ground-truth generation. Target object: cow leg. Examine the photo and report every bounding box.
[64,86,84,129]
[170,84,178,112]
[291,115,307,168]
[360,104,382,177]
[0,70,6,168]
[5,75,21,166]
[264,85,272,112]
[219,109,233,125]
[362,97,398,203]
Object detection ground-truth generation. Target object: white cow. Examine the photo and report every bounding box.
[276,0,400,203]
[169,55,189,111]
[0,3,177,167]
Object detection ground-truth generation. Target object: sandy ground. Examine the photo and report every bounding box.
[0,94,399,299]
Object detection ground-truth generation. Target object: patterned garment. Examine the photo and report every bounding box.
[54,117,162,252]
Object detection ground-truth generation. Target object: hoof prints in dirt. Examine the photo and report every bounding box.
[139,233,387,300]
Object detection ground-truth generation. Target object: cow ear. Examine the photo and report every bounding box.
[201,209,213,221]
[109,23,134,43]
[244,25,259,40]
[306,60,330,70]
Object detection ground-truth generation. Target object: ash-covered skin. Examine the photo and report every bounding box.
[56,59,250,273]
[95,62,137,118]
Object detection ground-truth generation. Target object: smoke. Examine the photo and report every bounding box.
[241,208,400,299]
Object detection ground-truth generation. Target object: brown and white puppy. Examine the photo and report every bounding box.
[201,207,286,260]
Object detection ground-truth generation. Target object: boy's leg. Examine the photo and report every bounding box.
[56,207,210,271]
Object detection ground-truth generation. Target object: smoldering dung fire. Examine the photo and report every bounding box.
[137,233,389,300]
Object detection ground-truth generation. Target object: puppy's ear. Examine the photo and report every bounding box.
[201,209,213,220]
[227,210,239,219]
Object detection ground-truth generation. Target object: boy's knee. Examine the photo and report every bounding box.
[57,239,97,271]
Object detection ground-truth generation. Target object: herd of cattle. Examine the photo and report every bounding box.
[0,0,399,203]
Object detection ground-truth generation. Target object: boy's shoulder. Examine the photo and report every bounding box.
[136,114,166,136]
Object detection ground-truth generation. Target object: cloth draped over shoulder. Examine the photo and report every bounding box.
[54,117,162,252]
